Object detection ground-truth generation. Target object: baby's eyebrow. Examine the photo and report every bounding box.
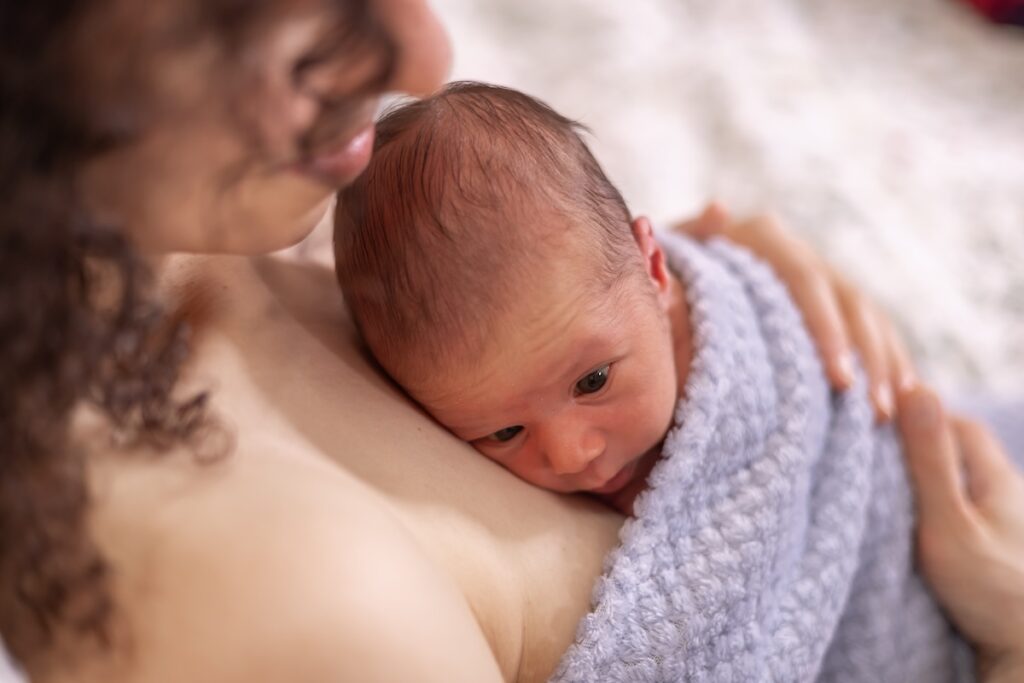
[449,406,534,441]
[439,416,505,441]
[529,353,587,392]
[563,349,627,384]
[459,422,517,442]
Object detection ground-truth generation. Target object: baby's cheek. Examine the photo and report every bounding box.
[498,452,575,493]
[475,446,533,480]
[504,454,548,486]
[634,386,676,451]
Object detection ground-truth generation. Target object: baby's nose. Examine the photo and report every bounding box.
[545,427,605,476]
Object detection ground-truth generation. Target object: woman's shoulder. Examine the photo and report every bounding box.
[68,447,504,683]
[91,251,623,682]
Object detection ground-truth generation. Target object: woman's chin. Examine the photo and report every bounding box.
[242,195,336,256]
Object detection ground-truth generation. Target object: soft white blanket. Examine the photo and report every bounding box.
[435,0,1024,393]
[552,235,964,682]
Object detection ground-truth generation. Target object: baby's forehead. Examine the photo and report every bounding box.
[405,286,636,412]
[335,83,641,411]
[416,271,643,381]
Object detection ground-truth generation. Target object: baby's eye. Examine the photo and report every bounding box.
[487,426,523,443]
[575,365,610,395]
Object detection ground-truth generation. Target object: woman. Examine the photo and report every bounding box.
[0,1,1020,681]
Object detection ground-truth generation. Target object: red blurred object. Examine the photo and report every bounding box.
[963,0,1024,25]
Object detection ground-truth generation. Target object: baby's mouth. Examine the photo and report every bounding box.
[591,459,640,495]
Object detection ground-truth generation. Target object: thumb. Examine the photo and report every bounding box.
[897,385,973,533]
[951,417,1017,505]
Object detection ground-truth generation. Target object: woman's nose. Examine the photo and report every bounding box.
[543,424,606,476]
[376,0,452,97]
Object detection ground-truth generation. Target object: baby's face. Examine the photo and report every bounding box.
[407,273,679,496]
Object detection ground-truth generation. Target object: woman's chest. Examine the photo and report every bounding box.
[181,257,624,680]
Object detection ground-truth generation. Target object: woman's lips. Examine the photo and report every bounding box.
[295,123,375,187]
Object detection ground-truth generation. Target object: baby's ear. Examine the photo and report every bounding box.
[631,216,672,304]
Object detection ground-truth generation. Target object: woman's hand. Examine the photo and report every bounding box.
[898,385,1024,681]
[675,203,915,421]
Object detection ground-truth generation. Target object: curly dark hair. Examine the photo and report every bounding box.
[0,0,398,666]
[1,0,391,665]
[1,0,395,663]
[0,1,215,666]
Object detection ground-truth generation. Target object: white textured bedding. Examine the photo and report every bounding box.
[434,0,1024,394]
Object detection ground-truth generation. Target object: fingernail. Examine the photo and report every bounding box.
[875,383,894,420]
[897,372,918,393]
[835,352,855,387]
[906,390,940,432]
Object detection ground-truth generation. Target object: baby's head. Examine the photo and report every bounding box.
[335,82,679,495]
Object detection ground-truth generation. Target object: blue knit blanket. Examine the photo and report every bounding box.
[551,234,965,682]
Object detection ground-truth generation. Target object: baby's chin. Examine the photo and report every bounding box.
[589,446,664,515]
[590,458,643,495]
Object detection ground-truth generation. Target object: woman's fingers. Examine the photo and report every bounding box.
[880,315,917,395]
[951,417,1018,509]
[939,415,1024,665]
[730,216,856,389]
[897,388,1024,666]
[833,279,918,421]
[896,385,973,532]
[787,264,857,390]
[675,205,922,411]
[836,279,893,420]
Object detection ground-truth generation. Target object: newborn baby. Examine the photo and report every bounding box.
[334,81,692,515]
[335,82,963,681]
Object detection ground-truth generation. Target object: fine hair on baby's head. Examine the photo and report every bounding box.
[335,81,648,389]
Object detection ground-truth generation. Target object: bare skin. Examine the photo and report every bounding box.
[602,274,693,515]
[47,250,623,683]
[405,217,689,515]
[897,386,1024,682]
[33,1,561,679]
[53,216,1023,683]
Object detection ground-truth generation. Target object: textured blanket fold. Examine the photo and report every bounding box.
[551,234,965,682]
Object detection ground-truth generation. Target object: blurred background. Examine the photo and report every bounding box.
[427,0,1024,396]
